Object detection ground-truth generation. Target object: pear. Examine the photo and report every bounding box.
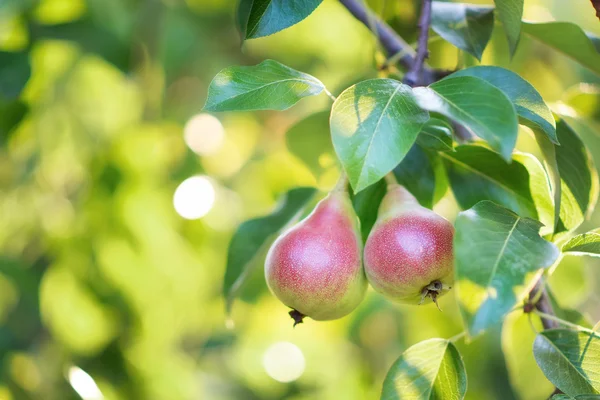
[265,188,366,325]
[364,182,454,307]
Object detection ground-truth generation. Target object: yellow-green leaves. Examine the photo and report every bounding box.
[454,201,559,336]
[381,338,467,400]
[203,60,325,111]
[330,79,429,193]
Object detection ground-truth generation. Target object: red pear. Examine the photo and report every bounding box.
[363,182,454,306]
[265,188,366,325]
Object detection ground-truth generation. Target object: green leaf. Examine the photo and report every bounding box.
[351,179,387,242]
[223,187,317,313]
[533,130,562,235]
[450,66,556,143]
[554,120,599,235]
[0,100,28,143]
[236,0,253,40]
[285,111,335,178]
[502,311,555,400]
[331,79,429,193]
[414,76,518,160]
[430,2,494,60]
[394,145,447,209]
[417,118,454,152]
[534,329,600,396]
[562,231,600,257]
[381,338,467,400]
[203,60,325,112]
[440,145,553,229]
[454,201,559,336]
[522,22,600,75]
[493,0,523,56]
[244,0,323,39]
[0,51,31,100]
[552,396,600,400]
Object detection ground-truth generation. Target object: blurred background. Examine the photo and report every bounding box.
[1,0,600,399]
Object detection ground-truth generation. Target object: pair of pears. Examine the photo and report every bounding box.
[264,180,454,325]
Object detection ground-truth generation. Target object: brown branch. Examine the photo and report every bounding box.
[528,278,559,330]
[403,0,432,87]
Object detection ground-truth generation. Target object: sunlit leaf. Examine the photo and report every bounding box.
[534,329,600,396]
[243,0,323,39]
[431,2,494,60]
[454,201,559,336]
[563,84,600,120]
[493,0,523,56]
[331,79,429,193]
[522,22,600,75]
[381,338,467,400]
[223,187,317,313]
[502,312,554,400]
[562,230,600,257]
[450,66,556,143]
[203,60,325,111]
[414,76,518,160]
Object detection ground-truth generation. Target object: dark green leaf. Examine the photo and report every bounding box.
[554,120,599,235]
[450,66,556,143]
[534,329,600,396]
[522,22,600,75]
[245,0,323,39]
[285,111,335,178]
[431,2,494,60]
[454,201,559,336]
[493,0,523,56]
[441,145,553,229]
[534,130,562,234]
[351,179,387,242]
[203,60,325,112]
[552,396,600,400]
[562,230,600,257]
[223,187,317,313]
[0,51,31,100]
[394,144,447,209]
[381,338,467,400]
[331,79,429,193]
[417,118,454,152]
[236,0,253,39]
[0,100,28,143]
[414,76,518,160]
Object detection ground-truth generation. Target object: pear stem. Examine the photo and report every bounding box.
[384,173,398,187]
[332,173,349,193]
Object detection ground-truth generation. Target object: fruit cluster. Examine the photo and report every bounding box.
[264,175,455,326]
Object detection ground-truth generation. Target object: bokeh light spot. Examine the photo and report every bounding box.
[183,113,225,155]
[262,342,306,383]
[173,176,215,220]
[68,366,103,400]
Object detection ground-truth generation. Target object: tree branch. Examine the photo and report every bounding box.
[403,0,432,86]
[529,278,559,330]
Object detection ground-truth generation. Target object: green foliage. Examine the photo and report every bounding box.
[562,230,600,257]
[417,118,454,152]
[431,2,494,60]
[534,329,600,396]
[330,79,429,192]
[0,51,31,99]
[450,66,557,143]
[414,76,518,160]
[454,201,559,336]
[351,179,387,241]
[239,0,323,39]
[285,111,334,177]
[223,187,317,312]
[522,22,600,75]
[203,60,325,111]
[493,0,524,56]
[381,338,467,400]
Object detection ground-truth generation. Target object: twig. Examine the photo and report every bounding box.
[403,0,432,87]
[528,278,559,330]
